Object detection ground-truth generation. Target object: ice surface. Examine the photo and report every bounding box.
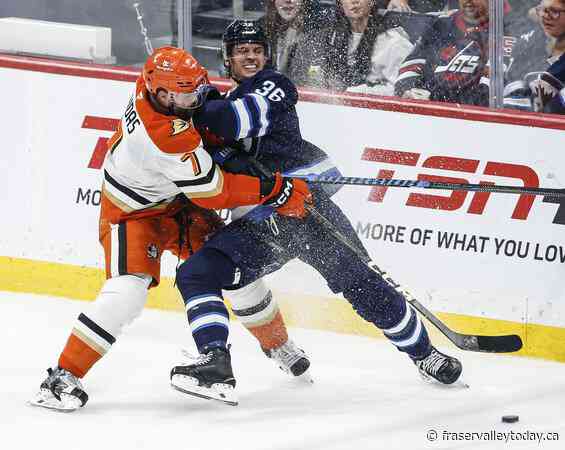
[1,292,564,450]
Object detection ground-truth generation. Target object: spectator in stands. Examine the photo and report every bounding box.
[382,0,454,13]
[260,0,333,76]
[394,0,512,105]
[291,0,414,94]
[508,0,565,77]
[504,0,565,113]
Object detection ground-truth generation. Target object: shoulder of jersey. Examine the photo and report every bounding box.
[254,69,298,99]
[256,68,292,86]
[135,90,201,154]
[431,13,456,30]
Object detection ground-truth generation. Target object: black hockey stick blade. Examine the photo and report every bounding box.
[475,335,523,353]
[445,332,523,353]
[408,298,523,353]
[296,175,565,198]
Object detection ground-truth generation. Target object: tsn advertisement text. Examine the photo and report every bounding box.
[361,147,565,225]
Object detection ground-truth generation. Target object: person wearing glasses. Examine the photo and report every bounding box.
[504,0,565,113]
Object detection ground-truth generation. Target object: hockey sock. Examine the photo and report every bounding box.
[243,310,288,351]
[176,248,240,353]
[185,294,230,352]
[58,313,116,378]
[382,303,432,360]
[227,280,288,351]
[58,274,150,378]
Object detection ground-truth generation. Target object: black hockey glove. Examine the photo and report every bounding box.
[211,147,274,180]
[195,84,223,108]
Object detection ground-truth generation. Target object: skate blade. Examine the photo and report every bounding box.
[171,375,238,406]
[419,374,470,389]
[295,370,314,384]
[454,378,470,389]
[28,390,81,412]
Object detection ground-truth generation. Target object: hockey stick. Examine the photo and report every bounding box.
[295,175,565,198]
[304,204,523,353]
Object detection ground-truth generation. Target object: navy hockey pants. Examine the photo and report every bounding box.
[176,188,431,358]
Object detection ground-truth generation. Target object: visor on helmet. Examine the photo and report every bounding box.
[167,90,201,110]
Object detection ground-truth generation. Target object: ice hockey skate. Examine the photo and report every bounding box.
[171,346,238,406]
[263,339,313,382]
[413,347,463,385]
[29,367,88,412]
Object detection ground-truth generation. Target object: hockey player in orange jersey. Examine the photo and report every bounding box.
[29,47,311,411]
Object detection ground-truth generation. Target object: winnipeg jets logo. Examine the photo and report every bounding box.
[436,55,481,74]
[171,118,191,136]
[436,42,481,75]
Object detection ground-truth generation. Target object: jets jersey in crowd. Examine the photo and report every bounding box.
[101,77,269,224]
[394,11,493,106]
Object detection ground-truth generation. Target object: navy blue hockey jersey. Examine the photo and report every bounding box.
[194,69,337,178]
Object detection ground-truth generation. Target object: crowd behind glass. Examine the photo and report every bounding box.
[258,0,565,114]
[2,0,564,115]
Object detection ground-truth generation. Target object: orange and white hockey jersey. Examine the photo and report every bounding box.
[101,77,266,224]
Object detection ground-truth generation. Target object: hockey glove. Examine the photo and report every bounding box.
[525,72,564,112]
[195,84,223,109]
[543,88,565,115]
[211,147,275,180]
[261,173,312,218]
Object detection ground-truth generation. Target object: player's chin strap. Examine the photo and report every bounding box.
[304,203,523,354]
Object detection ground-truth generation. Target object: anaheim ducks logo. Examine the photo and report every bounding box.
[171,118,191,136]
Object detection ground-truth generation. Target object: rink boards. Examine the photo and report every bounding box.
[1,54,565,361]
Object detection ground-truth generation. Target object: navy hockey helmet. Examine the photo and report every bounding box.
[221,19,271,67]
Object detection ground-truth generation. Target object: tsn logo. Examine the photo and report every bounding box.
[362,148,565,225]
[82,115,120,169]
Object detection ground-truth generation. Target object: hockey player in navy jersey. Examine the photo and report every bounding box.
[169,20,463,405]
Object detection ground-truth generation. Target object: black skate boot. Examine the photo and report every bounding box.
[29,367,88,412]
[171,346,237,405]
[263,340,312,381]
[412,347,462,385]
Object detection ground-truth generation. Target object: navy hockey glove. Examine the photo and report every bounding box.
[211,147,274,180]
[195,84,223,108]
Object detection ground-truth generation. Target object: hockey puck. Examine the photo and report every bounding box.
[502,415,519,423]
